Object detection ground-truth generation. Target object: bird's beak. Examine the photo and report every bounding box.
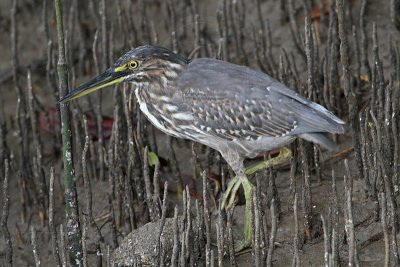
[58,68,128,103]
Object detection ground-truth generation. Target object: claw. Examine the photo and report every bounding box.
[220,176,254,251]
[227,180,242,209]
[220,177,241,210]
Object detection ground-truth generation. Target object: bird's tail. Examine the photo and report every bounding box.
[294,102,345,135]
[299,132,338,151]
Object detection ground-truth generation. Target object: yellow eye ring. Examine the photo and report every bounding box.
[128,60,139,70]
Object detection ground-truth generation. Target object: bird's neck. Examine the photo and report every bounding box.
[134,65,185,138]
[147,62,185,92]
[135,63,184,107]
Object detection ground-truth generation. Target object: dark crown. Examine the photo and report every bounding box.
[113,45,189,68]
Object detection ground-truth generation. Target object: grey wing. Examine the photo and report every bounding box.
[185,97,297,141]
[172,58,344,141]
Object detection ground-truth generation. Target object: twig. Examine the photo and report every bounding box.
[352,25,361,88]
[55,0,83,264]
[31,226,41,267]
[138,0,151,43]
[216,0,229,61]
[202,170,212,266]
[180,186,187,265]
[390,0,400,31]
[216,210,224,267]
[268,168,280,216]
[184,187,192,264]
[28,69,47,225]
[227,211,237,266]
[153,162,161,219]
[265,20,277,74]
[327,0,339,117]
[156,182,168,266]
[389,182,400,265]
[42,0,50,57]
[304,6,315,99]
[107,194,118,249]
[123,86,145,212]
[336,0,363,181]
[143,146,156,221]
[252,188,261,267]
[82,135,103,266]
[300,140,312,240]
[171,206,179,267]
[266,198,277,267]
[1,159,12,266]
[195,199,205,263]
[59,225,67,267]
[106,245,110,267]
[166,0,179,52]
[289,144,298,210]
[179,228,186,267]
[92,30,100,75]
[372,23,385,112]
[359,0,371,81]
[287,0,306,61]
[370,110,398,230]
[331,171,339,266]
[292,194,300,267]
[82,216,88,267]
[0,119,5,175]
[11,0,22,97]
[168,137,183,195]
[49,167,62,267]
[96,0,107,183]
[13,0,31,224]
[379,192,390,267]
[321,214,329,267]
[344,170,360,267]
[99,0,108,68]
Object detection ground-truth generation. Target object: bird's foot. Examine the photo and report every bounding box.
[219,147,292,252]
[245,147,292,176]
[220,175,254,252]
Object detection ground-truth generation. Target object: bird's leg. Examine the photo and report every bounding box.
[219,148,246,211]
[220,174,254,251]
[218,148,255,251]
[220,147,293,252]
[245,147,292,176]
[234,175,254,251]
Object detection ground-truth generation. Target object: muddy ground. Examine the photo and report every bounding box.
[0,0,400,266]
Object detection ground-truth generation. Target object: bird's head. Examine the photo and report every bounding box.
[58,45,189,103]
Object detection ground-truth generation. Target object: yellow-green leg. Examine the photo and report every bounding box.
[221,147,292,251]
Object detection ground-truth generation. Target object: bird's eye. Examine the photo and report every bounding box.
[128,60,139,70]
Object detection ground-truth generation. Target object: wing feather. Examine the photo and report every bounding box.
[171,58,344,141]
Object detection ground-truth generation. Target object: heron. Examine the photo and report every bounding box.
[59,45,344,250]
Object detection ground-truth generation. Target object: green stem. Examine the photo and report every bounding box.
[54,0,83,266]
